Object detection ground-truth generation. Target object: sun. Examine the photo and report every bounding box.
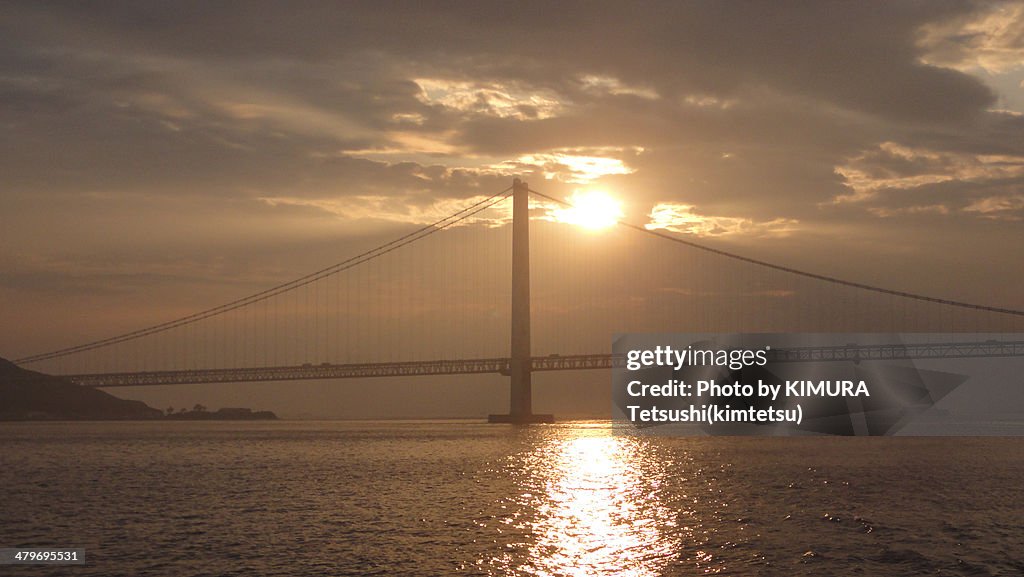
[552,189,624,230]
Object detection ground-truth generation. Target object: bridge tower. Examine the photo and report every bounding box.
[489,178,554,424]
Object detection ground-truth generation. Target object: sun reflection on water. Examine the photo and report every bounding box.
[488,427,684,576]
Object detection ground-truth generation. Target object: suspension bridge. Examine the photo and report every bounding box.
[13,179,1024,422]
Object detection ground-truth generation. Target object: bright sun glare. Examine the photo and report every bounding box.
[553,190,624,230]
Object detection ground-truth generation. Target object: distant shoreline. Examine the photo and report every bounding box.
[0,357,276,421]
[162,408,278,421]
[0,409,278,422]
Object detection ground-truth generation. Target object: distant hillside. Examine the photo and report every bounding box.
[0,358,279,421]
[0,358,164,420]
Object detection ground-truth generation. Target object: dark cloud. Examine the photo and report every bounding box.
[2,1,1018,237]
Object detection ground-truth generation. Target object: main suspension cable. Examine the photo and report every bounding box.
[529,187,1024,318]
[16,187,512,364]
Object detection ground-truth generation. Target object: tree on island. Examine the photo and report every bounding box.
[166,407,174,416]
[193,404,206,413]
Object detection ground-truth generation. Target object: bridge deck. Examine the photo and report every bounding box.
[55,340,1024,387]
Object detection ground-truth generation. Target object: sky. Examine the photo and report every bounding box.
[2,1,1023,417]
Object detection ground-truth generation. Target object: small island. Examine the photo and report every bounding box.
[163,405,278,420]
[0,357,277,421]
